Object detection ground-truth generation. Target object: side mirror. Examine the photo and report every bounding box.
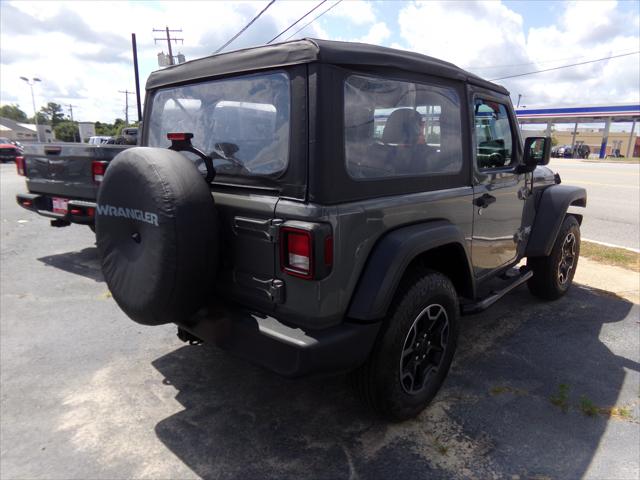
[523,136,551,169]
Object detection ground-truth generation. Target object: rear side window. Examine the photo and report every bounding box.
[474,99,514,169]
[344,74,463,179]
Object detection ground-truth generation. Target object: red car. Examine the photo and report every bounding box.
[0,138,22,163]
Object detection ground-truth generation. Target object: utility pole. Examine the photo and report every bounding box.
[66,103,79,142]
[19,76,42,142]
[153,26,183,65]
[131,33,143,122]
[118,90,135,125]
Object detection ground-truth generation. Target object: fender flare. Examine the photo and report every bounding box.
[347,220,473,321]
[526,184,587,257]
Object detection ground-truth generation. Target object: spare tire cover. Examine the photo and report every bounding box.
[96,147,218,325]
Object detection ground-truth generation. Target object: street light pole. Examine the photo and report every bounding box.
[20,76,42,142]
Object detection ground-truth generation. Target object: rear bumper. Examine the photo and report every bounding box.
[16,193,96,226]
[179,301,381,377]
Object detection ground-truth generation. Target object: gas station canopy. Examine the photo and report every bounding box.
[515,104,640,158]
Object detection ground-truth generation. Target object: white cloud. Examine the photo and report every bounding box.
[394,0,639,107]
[0,0,333,122]
[1,0,638,125]
[327,0,376,26]
[357,22,391,44]
[397,1,528,70]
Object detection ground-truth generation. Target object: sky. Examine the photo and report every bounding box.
[1,0,639,124]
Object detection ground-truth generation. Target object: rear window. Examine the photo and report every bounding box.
[344,74,463,179]
[147,71,290,177]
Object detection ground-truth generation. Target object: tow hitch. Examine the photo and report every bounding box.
[177,326,203,345]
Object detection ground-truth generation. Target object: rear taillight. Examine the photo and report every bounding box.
[92,161,108,184]
[281,227,313,279]
[16,156,25,176]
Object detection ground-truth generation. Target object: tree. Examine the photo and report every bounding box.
[0,104,28,122]
[29,112,49,125]
[113,118,125,134]
[95,121,116,136]
[93,118,135,138]
[39,102,65,127]
[54,121,79,142]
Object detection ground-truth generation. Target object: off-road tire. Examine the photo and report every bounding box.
[355,271,459,421]
[527,215,580,300]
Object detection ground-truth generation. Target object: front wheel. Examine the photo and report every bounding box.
[355,271,459,421]
[527,215,580,300]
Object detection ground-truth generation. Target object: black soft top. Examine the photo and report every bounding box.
[146,38,509,95]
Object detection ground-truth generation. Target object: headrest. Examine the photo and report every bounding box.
[382,108,422,145]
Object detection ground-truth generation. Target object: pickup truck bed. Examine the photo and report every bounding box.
[16,143,131,228]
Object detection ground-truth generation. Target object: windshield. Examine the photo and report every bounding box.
[147,71,290,177]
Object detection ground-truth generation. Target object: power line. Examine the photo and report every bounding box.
[490,51,640,81]
[267,0,327,44]
[215,0,276,54]
[466,50,640,71]
[284,0,344,41]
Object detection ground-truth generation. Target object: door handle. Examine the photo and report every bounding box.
[474,193,496,208]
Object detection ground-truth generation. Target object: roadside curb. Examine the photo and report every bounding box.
[583,238,640,254]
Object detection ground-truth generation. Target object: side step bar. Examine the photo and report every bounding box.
[462,269,533,315]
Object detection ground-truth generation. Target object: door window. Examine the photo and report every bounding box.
[474,99,514,169]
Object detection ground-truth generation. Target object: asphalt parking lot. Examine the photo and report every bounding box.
[1,163,639,480]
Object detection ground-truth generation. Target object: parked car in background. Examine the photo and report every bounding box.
[574,144,590,159]
[120,127,138,145]
[88,136,112,145]
[104,127,139,145]
[0,138,22,163]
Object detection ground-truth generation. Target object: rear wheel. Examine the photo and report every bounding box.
[355,271,459,421]
[527,215,580,300]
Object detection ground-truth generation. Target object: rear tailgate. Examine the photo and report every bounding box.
[23,144,130,200]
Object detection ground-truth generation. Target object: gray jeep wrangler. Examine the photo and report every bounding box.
[96,39,586,420]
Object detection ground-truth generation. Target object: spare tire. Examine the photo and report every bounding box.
[96,147,218,326]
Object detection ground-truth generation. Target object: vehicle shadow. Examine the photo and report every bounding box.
[151,285,638,480]
[37,247,104,283]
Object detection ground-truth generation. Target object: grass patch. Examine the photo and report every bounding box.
[581,241,640,272]
[489,385,527,396]
[578,399,635,421]
[579,396,599,417]
[603,406,634,420]
[550,384,570,413]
